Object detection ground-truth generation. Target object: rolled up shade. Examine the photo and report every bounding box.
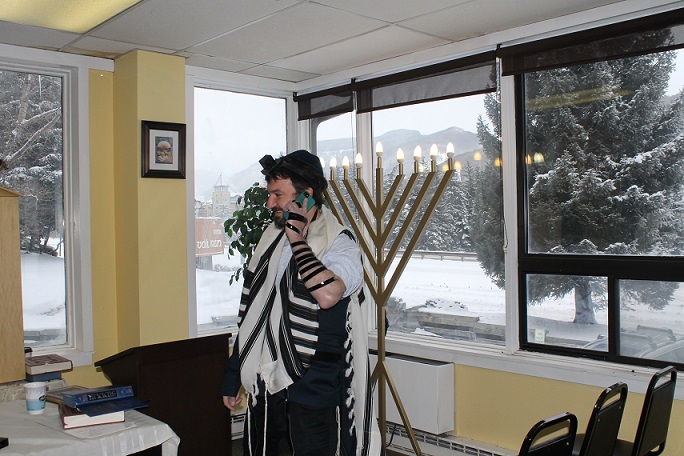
[294,84,353,121]
[499,8,684,75]
[294,51,497,120]
[355,51,496,113]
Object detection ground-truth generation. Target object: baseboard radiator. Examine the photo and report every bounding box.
[385,423,513,456]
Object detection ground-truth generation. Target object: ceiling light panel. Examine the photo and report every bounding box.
[0,0,140,33]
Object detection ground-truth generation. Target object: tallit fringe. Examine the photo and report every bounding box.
[345,304,358,436]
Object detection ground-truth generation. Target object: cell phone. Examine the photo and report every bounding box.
[295,192,316,211]
[284,192,315,220]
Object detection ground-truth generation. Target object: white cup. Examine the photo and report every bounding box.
[24,381,47,415]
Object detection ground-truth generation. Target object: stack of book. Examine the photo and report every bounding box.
[47,385,148,430]
[25,354,73,382]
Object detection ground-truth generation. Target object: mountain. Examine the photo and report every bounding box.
[317,127,482,172]
[211,127,485,197]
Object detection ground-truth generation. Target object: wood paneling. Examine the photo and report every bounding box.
[0,186,25,383]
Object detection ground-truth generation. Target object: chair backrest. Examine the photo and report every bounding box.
[631,366,677,456]
[519,412,578,456]
[578,382,628,456]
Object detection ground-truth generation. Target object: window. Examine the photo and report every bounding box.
[369,97,505,344]
[0,55,93,361]
[1,68,65,349]
[512,20,684,367]
[193,87,286,335]
[307,54,504,346]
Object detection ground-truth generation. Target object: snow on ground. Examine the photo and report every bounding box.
[23,247,684,347]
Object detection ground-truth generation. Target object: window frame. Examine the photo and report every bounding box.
[185,66,296,338]
[0,44,111,366]
[512,40,684,367]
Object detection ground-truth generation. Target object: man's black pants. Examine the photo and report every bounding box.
[243,395,341,456]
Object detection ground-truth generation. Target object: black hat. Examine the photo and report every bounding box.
[288,149,324,178]
[259,149,325,182]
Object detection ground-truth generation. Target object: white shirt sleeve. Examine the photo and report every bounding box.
[321,233,363,298]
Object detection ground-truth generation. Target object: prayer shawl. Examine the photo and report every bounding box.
[237,207,381,456]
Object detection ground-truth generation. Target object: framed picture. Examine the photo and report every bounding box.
[141,120,186,178]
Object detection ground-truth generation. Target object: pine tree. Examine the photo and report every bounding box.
[0,71,63,254]
[472,93,505,288]
[477,49,684,323]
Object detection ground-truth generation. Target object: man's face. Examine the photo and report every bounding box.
[266,178,299,228]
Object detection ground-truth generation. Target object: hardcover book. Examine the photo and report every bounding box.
[46,385,89,405]
[59,403,124,429]
[63,385,134,408]
[26,371,62,382]
[77,396,148,417]
[62,385,148,416]
[25,354,73,375]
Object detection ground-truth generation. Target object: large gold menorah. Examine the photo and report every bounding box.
[324,142,457,455]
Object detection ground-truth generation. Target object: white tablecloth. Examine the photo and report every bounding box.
[0,400,180,456]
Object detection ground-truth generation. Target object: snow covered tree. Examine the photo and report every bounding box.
[0,70,63,254]
[471,93,505,288]
[478,49,684,324]
[418,175,473,252]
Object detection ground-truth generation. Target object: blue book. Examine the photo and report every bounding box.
[63,385,135,408]
[77,396,148,417]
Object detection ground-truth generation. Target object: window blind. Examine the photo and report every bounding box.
[293,51,497,120]
[499,8,684,76]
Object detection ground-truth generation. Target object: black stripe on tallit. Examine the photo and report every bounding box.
[237,232,285,369]
[278,261,313,379]
[238,285,278,370]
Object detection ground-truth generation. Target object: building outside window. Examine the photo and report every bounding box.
[193,87,286,335]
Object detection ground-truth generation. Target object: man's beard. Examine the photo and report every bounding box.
[273,209,286,229]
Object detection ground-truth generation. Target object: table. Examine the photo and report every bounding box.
[0,400,180,456]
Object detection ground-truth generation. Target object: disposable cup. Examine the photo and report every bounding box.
[24,381,47,415]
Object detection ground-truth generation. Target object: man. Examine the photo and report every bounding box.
[221,150,381,456]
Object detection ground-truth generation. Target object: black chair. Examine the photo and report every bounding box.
[519,412,578,456]
[613,366,677,456]
[572,382,628,456]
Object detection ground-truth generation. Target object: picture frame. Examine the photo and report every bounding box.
[141,120,186,178]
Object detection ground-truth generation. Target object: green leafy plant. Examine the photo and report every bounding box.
[224,183,271,284]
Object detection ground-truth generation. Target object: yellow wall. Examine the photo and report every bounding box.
[65,51,188,386]
[456,366,684,455]
[113,51,188,349]
[60,50,684,456]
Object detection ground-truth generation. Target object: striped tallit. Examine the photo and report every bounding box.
[236,207,381,456]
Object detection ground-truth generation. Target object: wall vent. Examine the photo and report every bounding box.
[370,353,455,434]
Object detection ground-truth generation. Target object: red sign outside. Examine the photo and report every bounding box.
[195,218,224,256]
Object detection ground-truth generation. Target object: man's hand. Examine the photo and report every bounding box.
[223,395,243,411]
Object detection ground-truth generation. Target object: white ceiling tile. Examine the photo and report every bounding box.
[241,64,320,83]
[400,0,623,41]
[0,21,78,50]
[188,2,386,63]
[91,0,301,50]
[185,54,255,73]
[67,36,174,56]
[272,26,449,75]
[314,0,471,23]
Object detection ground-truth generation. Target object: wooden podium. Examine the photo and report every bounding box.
[95,334,232,456]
